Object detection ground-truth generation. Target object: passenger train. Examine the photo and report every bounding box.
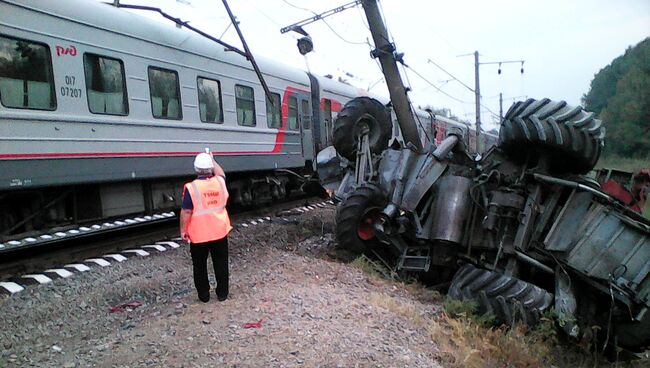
[0,0,495,245]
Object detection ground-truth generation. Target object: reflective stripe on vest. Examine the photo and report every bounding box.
[190,181,227,215]
[185,177,231,243]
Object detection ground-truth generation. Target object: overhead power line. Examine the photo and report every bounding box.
[280,0,367,45]
[400,64,468,105]
[427,58,474,93]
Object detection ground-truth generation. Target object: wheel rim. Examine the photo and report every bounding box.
[357,207,381,240]
[354,114,380,148]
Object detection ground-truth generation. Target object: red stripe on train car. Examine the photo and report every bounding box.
[319,98,343,113]
[0,151,279,159]
[1,86,312,159]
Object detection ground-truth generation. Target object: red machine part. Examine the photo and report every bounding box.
[601,168,650,213]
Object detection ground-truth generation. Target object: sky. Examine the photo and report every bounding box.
[108,0,649,130]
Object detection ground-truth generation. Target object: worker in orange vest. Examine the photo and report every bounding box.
[180,150,232,303]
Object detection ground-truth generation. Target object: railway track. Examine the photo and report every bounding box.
[0,196,333,295]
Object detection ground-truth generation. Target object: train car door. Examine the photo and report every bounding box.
[323,99,332,147]
[299,97,314,160]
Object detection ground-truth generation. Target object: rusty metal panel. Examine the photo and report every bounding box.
[543,190,650,307]
[543,190,593,252]
[566,209,624,279]
[561,204,650,306]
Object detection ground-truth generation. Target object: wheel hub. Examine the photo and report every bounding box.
[357,208,380,240]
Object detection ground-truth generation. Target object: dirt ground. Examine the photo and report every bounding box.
[0,205,445,367]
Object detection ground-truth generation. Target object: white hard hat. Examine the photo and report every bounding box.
[193,153,214,171]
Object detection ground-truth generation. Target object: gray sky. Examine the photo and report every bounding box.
[113,0,650,130]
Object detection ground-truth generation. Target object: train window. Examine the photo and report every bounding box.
[235,84,256,126]
[83,54,128,115]
[197,77,223,123]
[301,99,311,129]
[266,92,281,128]
[0,35,56,110]
[148,67,182,120]
[287,96,298,130]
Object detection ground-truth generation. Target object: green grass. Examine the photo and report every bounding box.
[351,254,399,280]
[596,155,648,172]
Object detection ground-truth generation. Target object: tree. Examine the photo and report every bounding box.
[583,38,650,158]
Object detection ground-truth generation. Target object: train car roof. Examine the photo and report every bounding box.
[312,74,368,100]
[432,114,470,127]
[3,0,313,86]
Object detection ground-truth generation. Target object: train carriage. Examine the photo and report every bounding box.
[0,0,352,243]
[0,0,493,247]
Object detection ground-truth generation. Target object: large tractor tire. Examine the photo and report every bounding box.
[332,97,392,161]
[498,98,605,174]
[448,264,554,327]
[335,183,388,253]
[613,312,650,351]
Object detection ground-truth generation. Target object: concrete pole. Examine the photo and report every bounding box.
[361,0,422,151]
[499,93,503,121]
[474,51,481,153]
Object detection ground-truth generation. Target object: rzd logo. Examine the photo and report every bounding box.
[55,45,77,57]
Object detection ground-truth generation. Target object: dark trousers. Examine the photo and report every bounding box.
[190,237,229,299]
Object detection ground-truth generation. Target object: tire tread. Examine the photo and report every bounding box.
[498,98,605,174]
[448,264,554,326]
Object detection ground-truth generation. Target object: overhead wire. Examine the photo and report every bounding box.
[400,64,468,105]
[355,2,371,31]
[250,3,283,27]
[278,0,486,132]
[427,58,474,93]
[407,61,503,127]
[427,57,501,121]
[376,0,395,47]
[280,0,367,45]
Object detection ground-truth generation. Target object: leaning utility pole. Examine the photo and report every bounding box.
[361,0,422,151]
[474,51,481,153]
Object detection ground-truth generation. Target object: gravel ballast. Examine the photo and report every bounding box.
[0,205,443,367]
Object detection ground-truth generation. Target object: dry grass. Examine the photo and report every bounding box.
[429,312,557,367]
[351,254,399,280]
[368,292,424,325]
[367,290,650,367]
[367,292,553,367]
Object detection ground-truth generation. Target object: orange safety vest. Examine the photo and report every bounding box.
[184,176,232,244]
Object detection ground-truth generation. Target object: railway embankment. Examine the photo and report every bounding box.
[1,203,644,367]
[0,204,442,367]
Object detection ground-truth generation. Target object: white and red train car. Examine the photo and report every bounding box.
[0,0,493,246]
[410,110,498,152]
[0,0,368,244]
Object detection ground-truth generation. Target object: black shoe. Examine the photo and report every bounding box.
[216,288,228,302]
[198,292,210,303]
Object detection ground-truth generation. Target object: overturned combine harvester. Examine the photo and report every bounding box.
[333,0,650,352]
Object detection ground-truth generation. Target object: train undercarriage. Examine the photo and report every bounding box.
[0,168,315,246]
